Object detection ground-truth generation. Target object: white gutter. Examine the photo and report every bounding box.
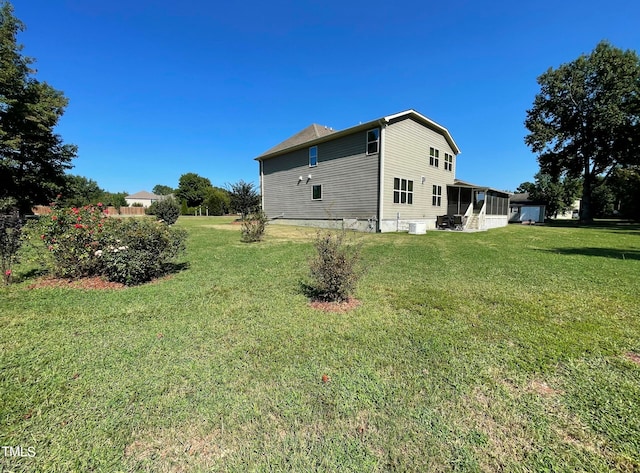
[378,119,387,231]
[259,159,265,210]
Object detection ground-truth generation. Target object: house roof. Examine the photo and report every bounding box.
[126,191,163,200]
[452,179,511,196]
[256,109,460,160]
[509,192,546,205]
[259,124,336,157]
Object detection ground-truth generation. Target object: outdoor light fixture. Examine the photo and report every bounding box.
[308,174,312,180]
[421,176,426,184]
[298,176,303,181]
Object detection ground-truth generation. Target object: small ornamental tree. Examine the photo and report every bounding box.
[240,210,268,243]
[306,228,362,302]
[227,180,260,220]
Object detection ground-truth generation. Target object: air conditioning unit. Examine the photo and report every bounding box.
[408,222,427,235]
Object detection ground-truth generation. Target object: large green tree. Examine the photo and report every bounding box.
[610,166,640,220]
[204,186,230,216]
[525,41,640,222]
[0,2,77,214]
[175,172,211,207]
[152,184,174,196]
[530,172,581,218]
[59,174,103,207]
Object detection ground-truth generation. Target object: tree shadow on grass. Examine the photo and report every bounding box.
[546,220,640,235]
[12,267,49,283]
[540,247,640,261]
[162,261,190,276]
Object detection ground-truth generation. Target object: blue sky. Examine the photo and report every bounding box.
[12,0,640,194]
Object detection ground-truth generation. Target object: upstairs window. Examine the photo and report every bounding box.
[432,185,442,206]
[309,146,318,167]
[429,147,439,167]
[444,153,454,171]
[366,128,380,155]
[393,178,413,204]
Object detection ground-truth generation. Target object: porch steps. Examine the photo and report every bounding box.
[466,214,480,230]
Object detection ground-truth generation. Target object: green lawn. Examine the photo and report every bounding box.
[1,218,639,472]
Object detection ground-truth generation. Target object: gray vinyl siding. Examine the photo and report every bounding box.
[382,117,457,221]
[261,130,379,220]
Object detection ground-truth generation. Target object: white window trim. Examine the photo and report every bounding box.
[432,185,442,206]
[309,146,318,168]
[430,147,439,168]
[393,178,414,205]
[312,184,322,201]
[444,153,454,171]
[366,128,380,155]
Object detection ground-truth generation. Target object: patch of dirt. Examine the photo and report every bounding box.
[125,426,230,472]
[27,276,126,290]
[624,352,640,365]
[309,298,361,313]
[529,380,561,397]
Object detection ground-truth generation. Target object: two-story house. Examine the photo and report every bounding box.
[256,109,509,232]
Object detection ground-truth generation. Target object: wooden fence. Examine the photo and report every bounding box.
[31,205,145,216]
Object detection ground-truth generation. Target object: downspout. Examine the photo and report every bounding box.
[259,159,265,210]
[377,120,387,232]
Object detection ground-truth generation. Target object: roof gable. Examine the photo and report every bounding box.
[126,191,163,200]
[256,110,460,161]
[258,124,335,158]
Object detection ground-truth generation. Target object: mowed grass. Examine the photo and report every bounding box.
[1,217,639,472]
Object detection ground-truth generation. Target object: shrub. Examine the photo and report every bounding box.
[241,210,268,243]
[38,202,108,278]
[146,197,180,224]
[306,228,362,302]
[0,210,23,285]
[33,201,187,285]
[97,218,187,285]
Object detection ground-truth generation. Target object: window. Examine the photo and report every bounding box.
[366,128,380,155]
[312,184,322,200]
[429,147,439,167]
[309,146,318,167]
[444,153,453,171]
[393,178,413,204]
[432,185,442,206]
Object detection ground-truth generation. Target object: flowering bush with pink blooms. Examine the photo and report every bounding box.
[33,201,186,285]
[37,202,108,278]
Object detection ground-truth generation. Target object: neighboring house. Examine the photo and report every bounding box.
[555,199,581,219]
[125,191,165,208]
[256,109,510,232]
[509,192,546,223]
